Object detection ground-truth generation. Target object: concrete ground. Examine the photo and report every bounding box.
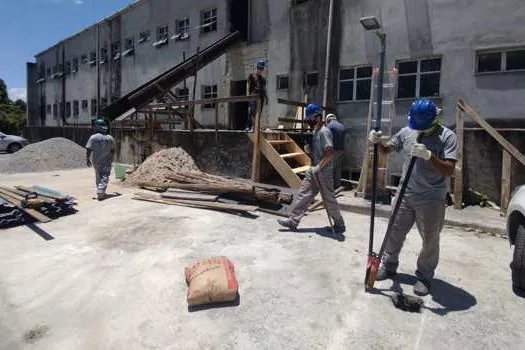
[1,168,524,350]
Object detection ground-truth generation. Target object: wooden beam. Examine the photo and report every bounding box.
[501,150,512,216]
[458,99,525,167]
[132,194,258,212]
[454,105,464,209]
[148,94,260,108]
[251,100,262,182]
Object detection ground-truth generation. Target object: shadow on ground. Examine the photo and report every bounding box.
[279,226,346,242]
[188,294,241,313]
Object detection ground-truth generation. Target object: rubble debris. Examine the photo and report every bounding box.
[124,147,200,186]
[0,138,86,174]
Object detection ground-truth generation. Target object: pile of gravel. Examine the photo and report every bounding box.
[0,137,86,174]
[124,147,199,186]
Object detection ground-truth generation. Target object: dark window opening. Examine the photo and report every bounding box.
[46,104,51,114]
[73,101,79,117]
[138,30,150,44]
[506,50,525,71]
[81,100,88,112]
[66,102,71,118]
[397,75,417,98]
[338,66,372,101]
[477,52,502,73]
[53,104,58,118]
[91,99,97,116]
[277,75,289,90]
[175,18,190,40]
[177,88,189,100]
[306,72,318,86]
[397,58,441,98]
[72,58,79,73]
[112,41,121,60]
[230,0,248,41]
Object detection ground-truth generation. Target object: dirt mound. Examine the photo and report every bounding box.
[124,147,199,186]
[0,137,86,174]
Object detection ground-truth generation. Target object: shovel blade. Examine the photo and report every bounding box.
[364,255,380,290]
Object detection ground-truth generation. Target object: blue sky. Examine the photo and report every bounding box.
[0,0,132,101]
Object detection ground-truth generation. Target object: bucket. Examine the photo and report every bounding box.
[114,164,130,180]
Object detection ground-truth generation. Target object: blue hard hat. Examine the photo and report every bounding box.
[256,59,266,69]
[407,99,438,130]
[305,103,322,120]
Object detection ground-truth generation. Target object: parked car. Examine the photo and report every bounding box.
[0,132,29,153]
[507,185,525,294]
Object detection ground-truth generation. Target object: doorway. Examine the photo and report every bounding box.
[230,0,249,41]
[230,80,248,130]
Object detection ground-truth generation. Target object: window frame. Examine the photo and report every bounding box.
[175,17,190,40]
[202,84,218,109]
[396,57,442,99]
[200,8,218,34]
[123,37,135,57]
[276,74,290,91]
[338,65,373,102]
[138,30,151,44]
[81,100,88,112]
[73,101,79,117]
[91,99,97,116]
[154,24,169,47]
[475,47,525,74]
[111,41,121,61]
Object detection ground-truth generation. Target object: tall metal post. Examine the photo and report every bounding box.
[322,0,335,113]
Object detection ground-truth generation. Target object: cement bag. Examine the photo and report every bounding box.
[185,256,239,306]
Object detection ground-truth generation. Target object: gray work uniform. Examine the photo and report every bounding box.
[290,125,344,226]
[327,119,346,188]
[382,126,457,281]
[86,133,116,196]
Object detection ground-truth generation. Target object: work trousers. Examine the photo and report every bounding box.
[332,151,344,189]
[382,195,446,281]
[94,165,111,197]
[246,99,264,130]
[290,171,344,226]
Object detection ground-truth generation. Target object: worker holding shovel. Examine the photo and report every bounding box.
[278,103,346,235]
[368,99,457,296]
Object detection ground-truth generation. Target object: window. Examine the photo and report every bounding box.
[65,102,71,118]
[81,54,88,64]
[123,37,135,56]
[112,41,121,61]
[154,25,169,47]
[397,58,441,99]
[138,30,150,44]
[73,101,79,117]
[338,66,372,101]
[81,100,88,112]
[200,8,217,33]
[277,75,290,90]
[175,18,190,40]
[59,102,64,118]
[89,51,97,66]
[202,85,218,108]
[38,63,45,79]
[100,46,108,64]
[177,87,189,100]
[306,72,318,86]
[91,99,97,116]
[101,98,108,109]
[65,61,71,75]
[476,48,525,73]
[46,67,51,77]
[46,104,51,114]
[72,58,79,73]
[53,103,58,118]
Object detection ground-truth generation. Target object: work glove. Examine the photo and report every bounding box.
[368,130,382,144]
[86,159,92,168]
[411,143,432,160]
[309,165,321,176]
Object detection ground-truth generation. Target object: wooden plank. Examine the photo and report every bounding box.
[501,150,512,215]
[0,186,54,204]
[15,186,68,202]
[458,99,525,167]
[292,165,311,174]
[282,134,311,166]
[0,192,52,223]
[280,152,303,159]
[132,194,258,212]
[256,136,302,188]
[160,192,219,202]
[268,140,292,145]
[251,100,262,182]
[454,106,464,209]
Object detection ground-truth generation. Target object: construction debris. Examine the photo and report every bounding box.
[0,138,86,174]
[0,185,77,228]
[124,147,200,186]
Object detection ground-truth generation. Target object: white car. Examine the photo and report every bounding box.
[0,132,29,153]
[507,185,525,295]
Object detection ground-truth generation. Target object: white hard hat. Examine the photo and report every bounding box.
[326,113,337,122]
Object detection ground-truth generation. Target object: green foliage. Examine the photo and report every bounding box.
[0,78,26,134]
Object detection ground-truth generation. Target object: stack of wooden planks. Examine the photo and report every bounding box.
[0,185,77,228]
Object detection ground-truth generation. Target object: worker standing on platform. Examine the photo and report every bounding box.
[245,59,268,132]
[86,119,116,201]
[278,103,346,235]
[368,99,457,296]
[325,113,346,188]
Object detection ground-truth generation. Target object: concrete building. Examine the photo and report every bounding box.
[27,0,525,175]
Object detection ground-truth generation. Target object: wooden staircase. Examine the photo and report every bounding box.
[248,133,311,189]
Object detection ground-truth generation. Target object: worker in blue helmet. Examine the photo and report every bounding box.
[245,59,268,132]
[278,103,346,236]
[368,98,457,296]
[86,118,117,200]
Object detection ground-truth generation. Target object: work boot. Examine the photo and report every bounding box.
[333,224,346,234]
[414,272,432,296]
[376,265,397,281]
[277,218,297,231]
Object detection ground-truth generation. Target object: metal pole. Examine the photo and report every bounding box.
[96,23,100,116]
[322,0,335,114]
[368,33,386,256]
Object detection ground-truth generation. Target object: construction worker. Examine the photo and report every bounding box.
[325,113,346,188]
[368,99,457,296]
[278,103,346,234]
[245,59,268,131]
[86,118,116,201]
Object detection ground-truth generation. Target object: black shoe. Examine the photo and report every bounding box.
[377,266,397,281]
[277,219,298,231]
[333,224,346,234]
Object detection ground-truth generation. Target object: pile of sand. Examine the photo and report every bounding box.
[124,147,199,186]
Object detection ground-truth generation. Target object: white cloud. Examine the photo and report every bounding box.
[74,0,84,4]
[8,88,27,102]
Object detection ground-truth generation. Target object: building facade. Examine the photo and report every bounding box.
[27,0,525,172]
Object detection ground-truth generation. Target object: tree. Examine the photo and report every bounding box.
[0,79,8,105]
[0,78,26,134]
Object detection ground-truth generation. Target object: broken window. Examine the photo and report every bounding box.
[338,66,372,101]
[200,8,217,33]
[112,41,121,61]
[174,18,190,40]
[202,85,218,108]
[123,37,135,57]
[277,75,289,90]
[81,100,88,112]
[73,101,79,117]
[138,30,150,44]
[397,58,441,98]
